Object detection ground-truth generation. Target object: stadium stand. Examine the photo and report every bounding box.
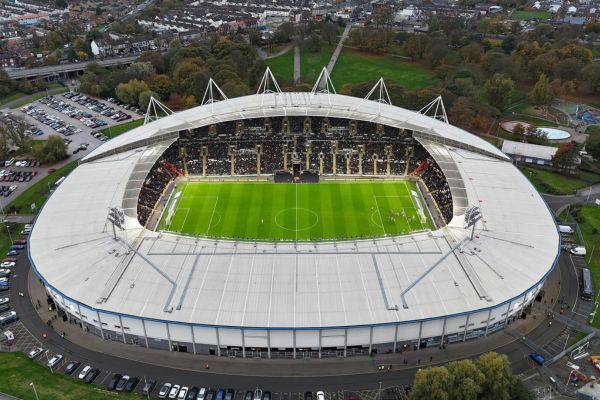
[136,117,454,227]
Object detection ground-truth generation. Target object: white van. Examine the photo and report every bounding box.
[570,246,587,256]
[559,225,574,234]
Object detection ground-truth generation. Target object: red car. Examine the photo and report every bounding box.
[2,258,17,263]
[47,168,56,174]
[13,240,26,245]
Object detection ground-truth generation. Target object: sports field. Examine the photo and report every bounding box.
[158,180,434,241]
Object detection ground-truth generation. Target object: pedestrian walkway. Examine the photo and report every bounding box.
[326,24,352,76]
[293,45,300,84]
[25,257,563,378]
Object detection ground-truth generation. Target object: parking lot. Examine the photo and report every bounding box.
[0,93,143,201]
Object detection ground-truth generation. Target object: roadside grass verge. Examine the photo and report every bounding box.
[6,161,78,214]
[101,119,144,138]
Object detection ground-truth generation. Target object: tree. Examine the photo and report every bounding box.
[0,67,15,98]
[483,73,514,111]
[146,74,174,100]
[33,135,68,164]
[249,30,262,46]
[126,61,156,80]
[529,73,554,106]
[274,22,294,43]
[138,90,159,110]
[403,34,430,60]
[115,79,150,106]
[552,142,579,171]
[587,141,600,162]
[320,22,338,45]
[304,34,321,53]
[410,366,451,400]
[55,0,67,8]
[555,58,583,82]
[513,123,525,136]
[373,6,393,27]
[475,352,516,400]
[138,51,166,74]
[446,359,484,400]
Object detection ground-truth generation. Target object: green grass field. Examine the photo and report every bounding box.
[265,48,295,82]
[518,164,600,195]
[511,10,551,20]
[0,352,142,400]
[300,44,336,83]
[101,118,144,138]
[332,49,438,90]
[159,180,434,241]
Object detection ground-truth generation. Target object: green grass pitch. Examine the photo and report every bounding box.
[158,180,435,241]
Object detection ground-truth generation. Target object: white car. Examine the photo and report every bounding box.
[570,246,587,256]
[78,365,91,379]
[177,387,189,400]
[317,391,325,400]
[0,297,8,305]
[0,269,10,276]
[1,262,15,268]
[158,383,172,399]
[28,347,44,359]
[47,354,63,368]
[169,385,181,399]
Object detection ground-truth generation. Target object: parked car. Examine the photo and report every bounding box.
[78,365,92,379]
[64,360,80,375]
[169,385,181,399]
[0,297,8,305]
[84,368,100,383]
[107,374,123,390]
[47,354,63,368]
[28,347,44,359]
[115,375,130,391]
[186,387,199,400]
[178,387,189,400]
[124,377,139,392]
[159,383,173,399]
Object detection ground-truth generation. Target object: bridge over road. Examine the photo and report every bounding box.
[5,55,141,80]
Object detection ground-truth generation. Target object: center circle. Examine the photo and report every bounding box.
[274,208,319,232]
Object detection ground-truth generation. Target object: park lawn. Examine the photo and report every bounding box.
[518,164,600,195]
[300,44,336,83]
[511,10,551,20]
[560,205,600,328]
[0,352,143,400]
[101,118,144,138]
[6,161,78,214]
[265,48,295,82]
[159,180,434,241]
[331,49,438,90]
[6,84,67,109]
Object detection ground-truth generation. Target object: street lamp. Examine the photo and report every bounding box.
[30,382,40,400]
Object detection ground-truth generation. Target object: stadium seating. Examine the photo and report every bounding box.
[136,117,454,227]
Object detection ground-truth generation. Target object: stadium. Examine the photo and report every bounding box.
[28,70,560,359]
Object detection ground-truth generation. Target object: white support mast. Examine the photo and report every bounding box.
[144,96,174,125]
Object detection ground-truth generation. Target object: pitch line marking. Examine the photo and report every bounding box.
[177,208,191,230]
[373,196,387,236]
[205,196,219,235]
[274,208,319,232]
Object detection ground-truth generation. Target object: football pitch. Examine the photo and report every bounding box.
[158,180,434,241]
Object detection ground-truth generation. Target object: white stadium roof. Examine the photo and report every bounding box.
[30,92,559,330]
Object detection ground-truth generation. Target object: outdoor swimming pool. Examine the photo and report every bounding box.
[537,127,571,140]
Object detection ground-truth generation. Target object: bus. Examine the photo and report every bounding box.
[581,268,593,301]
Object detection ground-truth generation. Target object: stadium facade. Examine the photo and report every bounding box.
[28,75,560,358]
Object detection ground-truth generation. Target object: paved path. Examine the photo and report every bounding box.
[256,44,293,61]
[325,24,352,76]
[293,45,300,84]
[1,214,34,224]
